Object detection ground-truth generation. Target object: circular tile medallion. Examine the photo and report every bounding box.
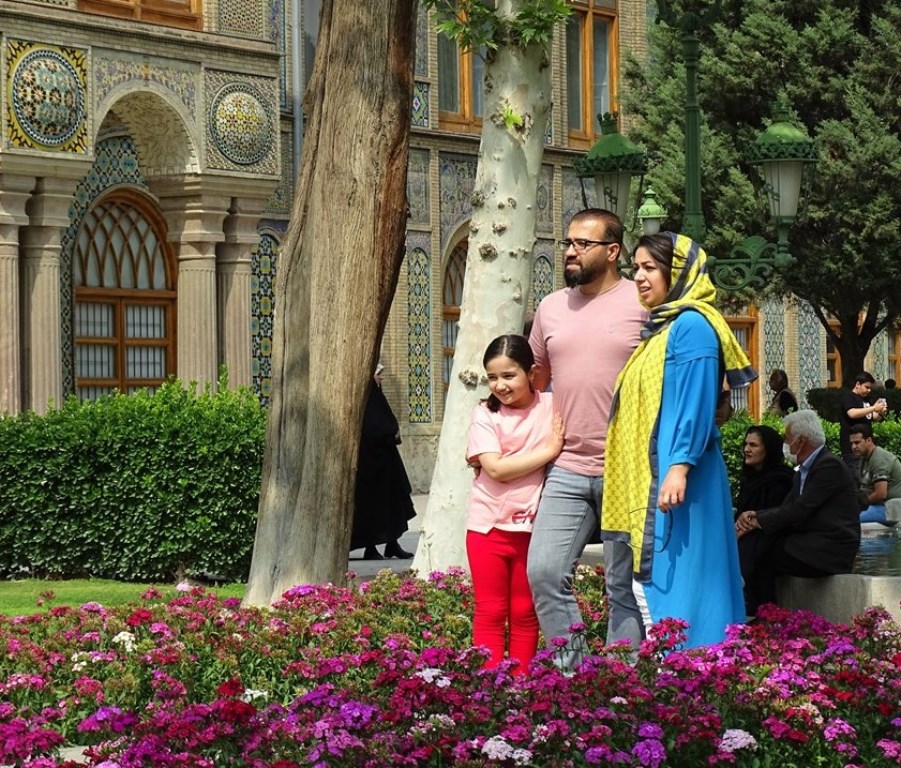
[11,48,85,147]
[209,83,273,166]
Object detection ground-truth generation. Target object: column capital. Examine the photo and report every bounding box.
[0,175,36,228]
[149,176,232,246]
[25,177,81,229]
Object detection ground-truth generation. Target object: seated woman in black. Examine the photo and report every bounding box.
[735,425,795,516]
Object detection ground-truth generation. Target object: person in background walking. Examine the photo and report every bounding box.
[766,369,798,417]
[351,364,416,560]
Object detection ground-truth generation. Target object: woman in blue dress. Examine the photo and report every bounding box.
[601,232,756,649]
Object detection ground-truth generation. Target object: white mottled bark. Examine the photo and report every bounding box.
[413,6,552,575]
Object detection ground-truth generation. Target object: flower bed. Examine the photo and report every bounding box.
[1,567,899,767]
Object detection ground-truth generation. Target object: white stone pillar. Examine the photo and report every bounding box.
[0,175,34,414]
[152,177,231,391]
[216,197,268,388]
[20,177,78,414]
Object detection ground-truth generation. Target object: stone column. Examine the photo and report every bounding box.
[152,177,231,390]
[20,177,78,414]
[216,196,268,388]
[0,175,35,414]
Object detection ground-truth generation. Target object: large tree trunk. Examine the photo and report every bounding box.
[413,9,552,575]
[243,0,416,606]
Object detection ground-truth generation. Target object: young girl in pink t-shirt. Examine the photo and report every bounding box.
[466,334,564,674]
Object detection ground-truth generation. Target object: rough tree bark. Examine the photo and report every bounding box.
[413,1,554,574]
[243,0,416,606]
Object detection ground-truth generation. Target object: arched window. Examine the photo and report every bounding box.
[442,239,467,396]
[73,189,176,400]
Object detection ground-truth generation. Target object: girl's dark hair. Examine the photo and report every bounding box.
[634,233,674,288]
[483,334,535,412]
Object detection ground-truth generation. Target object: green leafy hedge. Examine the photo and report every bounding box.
[807,386,901,423]
[0,380,266,582]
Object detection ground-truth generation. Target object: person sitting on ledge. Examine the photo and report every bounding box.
[735,409,860,618]
[850,423,901,527]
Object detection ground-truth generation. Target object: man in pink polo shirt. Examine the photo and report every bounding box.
[527,208,647,669]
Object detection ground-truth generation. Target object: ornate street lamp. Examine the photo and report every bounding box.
[637,188,667,235]
[573,113,647,224]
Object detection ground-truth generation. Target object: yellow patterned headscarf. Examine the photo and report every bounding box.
[601,232,757,578]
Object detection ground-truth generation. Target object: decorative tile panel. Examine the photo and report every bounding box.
[205,71,279,174]
[218,0,265,38]
[536,164,553,233]
[407,148,430,226]
[796,299,822,409]
[266,131,294,214]
[94,55,197,116]
[872,333,888,382]
[60,134,148,394]
[438,151,477,249]
[562,167,593,231]
[252,233,280,405]
[531,241,555,311]
[412,81,430,127]
[406,233,432,423]
[414,10,429,77]
[6,40,88,153]
[267,0,287,109]
[762,295,784,375]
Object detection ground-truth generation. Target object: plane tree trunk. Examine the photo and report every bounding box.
[413,1,554,574]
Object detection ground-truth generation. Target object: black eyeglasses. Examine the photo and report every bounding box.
[557,238,617,252]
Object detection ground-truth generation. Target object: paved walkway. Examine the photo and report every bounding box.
[347,494,605,580]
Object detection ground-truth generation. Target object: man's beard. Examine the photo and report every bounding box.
[564,261,603,288]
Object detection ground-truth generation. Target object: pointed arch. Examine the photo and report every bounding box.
[73,187,177,399]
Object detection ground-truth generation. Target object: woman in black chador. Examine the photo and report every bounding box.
[351,365,416,559]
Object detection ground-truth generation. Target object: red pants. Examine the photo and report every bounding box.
[466,528,538,674]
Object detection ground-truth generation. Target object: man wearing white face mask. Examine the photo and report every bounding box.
[735,410,860,618]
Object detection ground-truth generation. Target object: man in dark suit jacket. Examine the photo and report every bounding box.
[735,410,861,617]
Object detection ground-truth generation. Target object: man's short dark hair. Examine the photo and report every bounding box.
[855,372,876,385]
[570,208,624,246]
[849,423,874,440]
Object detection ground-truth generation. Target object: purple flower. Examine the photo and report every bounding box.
[632,738,666,768]
[637,722,664,739]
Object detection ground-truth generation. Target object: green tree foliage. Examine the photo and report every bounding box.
[624,0,901,385]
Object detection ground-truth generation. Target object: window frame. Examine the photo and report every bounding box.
[73,188,178,399]
[565,0,620,149]
[889,326,901,384]
[441,240,468,400]
[436,34,485,133]
[725,306,760,417]
[77,0,202,30]
[826,319,843,389]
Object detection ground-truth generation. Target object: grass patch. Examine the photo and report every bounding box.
[0,579,246,616]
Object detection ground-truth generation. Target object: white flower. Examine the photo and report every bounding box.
[240,688,268,702]
[481,736,514,761]
[111,631,136,653]
[512,748,533,766]
[719,729,758,753]
[415,667,451,687]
